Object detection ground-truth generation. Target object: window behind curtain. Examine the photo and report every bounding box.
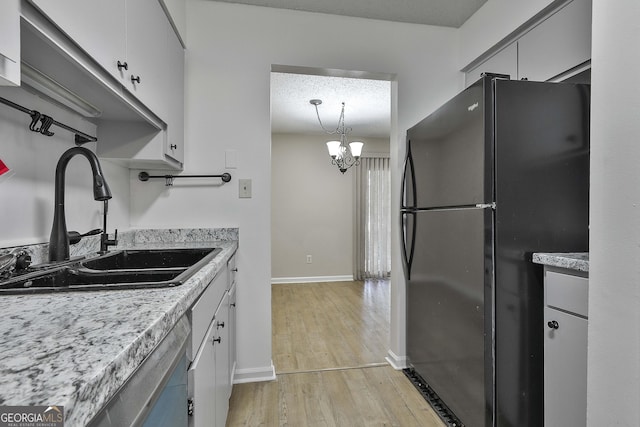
[354,156,391,280]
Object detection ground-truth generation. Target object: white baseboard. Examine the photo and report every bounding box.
[232,362,276,384]
[271,275,354,284]
[385,349,407,370]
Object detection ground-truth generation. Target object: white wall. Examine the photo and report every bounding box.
[271,133,389,281]
[271,133,353,281]
[129,0,460,380]
[588,0,640,424]
[0,86,130,249]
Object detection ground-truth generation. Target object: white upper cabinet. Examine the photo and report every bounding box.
[165,20,185,163]
[464,0,592,85]
[29,0,128,82]
[31,0,166,113]
[518,0,592,82]
[28,0,185,168]
[125,0,168,117]
[0,0,21,86]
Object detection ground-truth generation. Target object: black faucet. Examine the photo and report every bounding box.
[49,146,112,262]
[100,200,118,253]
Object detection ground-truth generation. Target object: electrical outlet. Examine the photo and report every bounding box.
[239,179,252,198]
[306,255,312,264]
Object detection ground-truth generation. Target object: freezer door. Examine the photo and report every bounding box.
[406,78,492,208]
[407,207,493,427]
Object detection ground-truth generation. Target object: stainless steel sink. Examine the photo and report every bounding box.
[0,247,221,294]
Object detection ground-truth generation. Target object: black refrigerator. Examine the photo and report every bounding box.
[401,75,589,427]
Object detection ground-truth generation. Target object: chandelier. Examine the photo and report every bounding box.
[309,99,364,174]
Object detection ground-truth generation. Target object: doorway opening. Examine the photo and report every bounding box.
[269,65,394,374]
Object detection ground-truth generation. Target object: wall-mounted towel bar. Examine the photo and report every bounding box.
[0,96,97,144]
[138,171,232,187]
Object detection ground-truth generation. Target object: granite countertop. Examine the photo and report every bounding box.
[532,252,589,272]
[0,229,238,426]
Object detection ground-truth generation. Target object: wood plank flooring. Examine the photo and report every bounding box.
[272,281,390,373]
[226,280,445,427]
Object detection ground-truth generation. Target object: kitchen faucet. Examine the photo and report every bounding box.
[100,200,118,253]
[49,146,112,262]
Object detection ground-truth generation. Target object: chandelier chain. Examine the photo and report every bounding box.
[312,102,352,136]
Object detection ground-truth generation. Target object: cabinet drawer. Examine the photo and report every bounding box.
[545,270,588,317]
[191,271,225,356]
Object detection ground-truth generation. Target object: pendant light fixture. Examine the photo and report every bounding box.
[310,99,363,174]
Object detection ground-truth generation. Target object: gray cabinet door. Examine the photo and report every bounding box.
[30,0,127,82]
[544,306,588,427]
[214,294,230,427]
[189,322,216,427]
[518,0,592,81]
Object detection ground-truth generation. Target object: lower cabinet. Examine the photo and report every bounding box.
[214,292,230,427]
[189,321,217,427]
[228,282,237,386]
[188,263,236,427]
[543,268,588,427]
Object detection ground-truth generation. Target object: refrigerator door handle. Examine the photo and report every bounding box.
[475,203,496,209]
[401,211,416,280]
[401,141,417,209]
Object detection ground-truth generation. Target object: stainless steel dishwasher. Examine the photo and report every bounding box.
[87,316,190,427]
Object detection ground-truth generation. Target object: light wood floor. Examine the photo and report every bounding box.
[226,280,445,426]
[272,280,390,373]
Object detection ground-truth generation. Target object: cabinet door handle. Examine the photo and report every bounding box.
[212,337,221,344]
[232,268,238,272]
[117,60,128,70]
[547,320,559,330]
[170,144,177,150]
[216,321,225,329]
[131,75,141,84]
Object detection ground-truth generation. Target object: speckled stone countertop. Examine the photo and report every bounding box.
[532,252,589,272]
[0,228,238,426]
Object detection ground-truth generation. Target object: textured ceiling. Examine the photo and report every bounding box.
[271,73,391,138]
[262,0,488,139]
[211,0,487,27]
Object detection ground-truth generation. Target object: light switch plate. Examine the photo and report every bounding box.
[225,150,238,169]
[239,179,252,198]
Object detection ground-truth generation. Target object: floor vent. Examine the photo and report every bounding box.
[403,368,464,427]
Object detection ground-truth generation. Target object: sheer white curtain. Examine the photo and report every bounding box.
[354,156,391,280]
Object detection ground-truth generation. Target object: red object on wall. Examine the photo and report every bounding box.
[0,159,9,176]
